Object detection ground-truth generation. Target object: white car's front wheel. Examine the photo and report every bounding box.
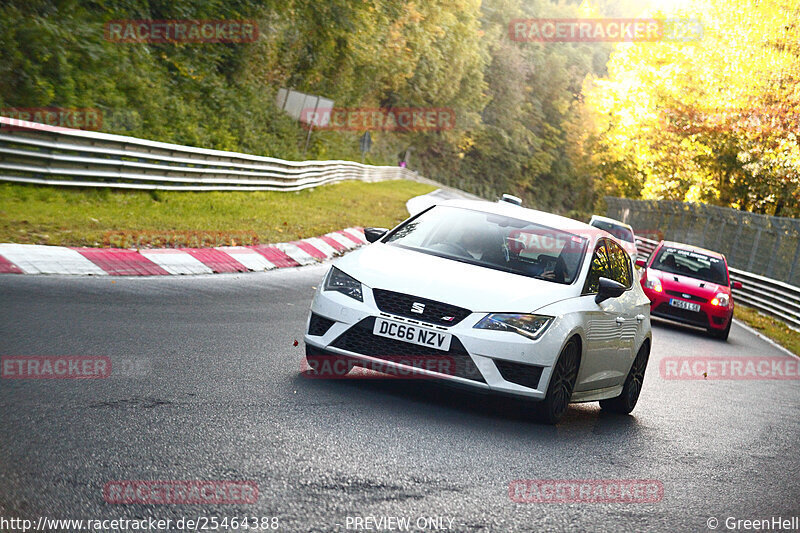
[534,337,580,425]
[600,342,649,414]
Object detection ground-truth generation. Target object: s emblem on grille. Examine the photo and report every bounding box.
[411,302,425,314]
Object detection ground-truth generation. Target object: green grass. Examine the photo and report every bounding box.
[735,305,800,358]
[0,180,436,248]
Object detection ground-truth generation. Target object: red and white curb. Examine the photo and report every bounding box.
[0,227,367,276]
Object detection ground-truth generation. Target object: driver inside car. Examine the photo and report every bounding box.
[458,226,505,265]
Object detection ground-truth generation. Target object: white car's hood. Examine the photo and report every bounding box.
[336,243,579,313]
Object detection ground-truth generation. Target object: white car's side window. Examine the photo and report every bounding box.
[606,240,633,289]
[583,241,610,294]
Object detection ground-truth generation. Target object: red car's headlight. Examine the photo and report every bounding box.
[711,293,730,307]
[644,278,663,293]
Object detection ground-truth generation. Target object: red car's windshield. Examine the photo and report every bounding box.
[651,246,729,286]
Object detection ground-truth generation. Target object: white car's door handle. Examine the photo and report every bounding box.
[636,314,646,323]
[616,317,626,324]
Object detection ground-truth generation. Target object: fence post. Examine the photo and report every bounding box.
[765,231,782,279]
[714,217,726,252]
[683,203,696,242]
[747,227,763,272]
[730,223,744,267]
[664,204,676,240]
[789,239,800,285]
[699,215,712,247]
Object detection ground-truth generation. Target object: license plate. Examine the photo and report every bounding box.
[669,298,701,312]
[373,317,452,352]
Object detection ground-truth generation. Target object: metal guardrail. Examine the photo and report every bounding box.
[607,196,800,286]
[636,237,800,330]
[0,116,416,191]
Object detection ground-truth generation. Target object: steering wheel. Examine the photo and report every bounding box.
[436,242,471,257]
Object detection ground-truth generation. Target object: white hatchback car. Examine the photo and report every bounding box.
[304,200,653,424]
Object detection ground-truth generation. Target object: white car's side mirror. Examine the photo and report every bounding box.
[596,277,626,304]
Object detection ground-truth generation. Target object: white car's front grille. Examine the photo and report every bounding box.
[372,289,472,327]
[330,317,485,382]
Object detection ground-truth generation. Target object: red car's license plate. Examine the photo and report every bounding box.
[669,298,701,313]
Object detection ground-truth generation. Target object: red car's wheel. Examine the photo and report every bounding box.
[709,319,731,341]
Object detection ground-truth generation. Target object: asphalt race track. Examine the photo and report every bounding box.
[1,266,799,532]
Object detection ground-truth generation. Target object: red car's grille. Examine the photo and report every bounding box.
[653,303,709,328]
[665,290,708,303]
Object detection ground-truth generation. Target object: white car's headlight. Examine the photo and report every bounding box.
[473,313,553,340]
[711,293,729,307]
[323,266,363,302]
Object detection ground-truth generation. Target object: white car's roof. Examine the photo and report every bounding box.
[439,199,599,235]
[589,214,633,230]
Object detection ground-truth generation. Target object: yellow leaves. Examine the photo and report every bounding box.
[458,136,476,152]
[579,0,800,211]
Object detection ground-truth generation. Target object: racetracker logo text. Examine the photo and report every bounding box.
[1,356,111,379]
[302,355,458,379]
[509,479,664,503]
[300,108,455,131]
[659,106,800,135]
[509,18,703,42]
[0,108,103,132]
[102,230,260,248]
[660,357,800,380]
[104,20,259,43]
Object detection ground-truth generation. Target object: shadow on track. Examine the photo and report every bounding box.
[292,370,645,440]
[650,317,712,338]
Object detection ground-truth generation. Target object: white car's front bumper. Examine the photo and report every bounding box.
[303,285,569,400]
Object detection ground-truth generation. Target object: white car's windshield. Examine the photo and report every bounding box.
[385,206,589,284]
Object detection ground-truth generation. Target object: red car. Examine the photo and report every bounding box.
[636,241,742,340]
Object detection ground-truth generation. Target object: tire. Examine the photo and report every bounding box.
[600,343,650,414]
[304,345,352,377]
[709,320,731,341]
[533,338,580,425]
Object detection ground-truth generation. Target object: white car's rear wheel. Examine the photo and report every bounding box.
[534,337,580,425]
